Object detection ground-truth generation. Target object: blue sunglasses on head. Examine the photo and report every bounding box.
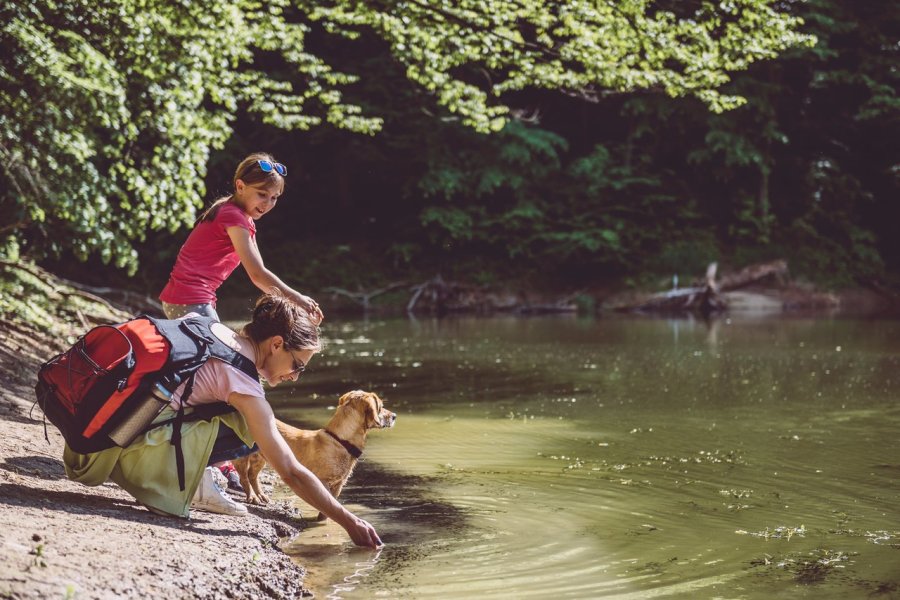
[257,159,287,176]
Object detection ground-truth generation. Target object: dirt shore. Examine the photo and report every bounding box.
[0,269,314,599]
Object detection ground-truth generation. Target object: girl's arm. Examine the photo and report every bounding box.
[227,226,323,323]
[229,391,383,548]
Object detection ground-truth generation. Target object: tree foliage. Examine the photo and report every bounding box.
[0,0,375,271]
[363,0,895,286]
[307,0,814,128]
[1,0,813,272]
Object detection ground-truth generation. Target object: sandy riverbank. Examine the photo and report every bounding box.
[0,265,314,599]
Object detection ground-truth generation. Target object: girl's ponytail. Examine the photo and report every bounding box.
[196,196,233,224]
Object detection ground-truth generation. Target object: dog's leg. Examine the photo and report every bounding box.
[247,453,270,504]
[330,480,347,501]
[314,479,349,521]
[232,456,256,504]
[237,454,267,505]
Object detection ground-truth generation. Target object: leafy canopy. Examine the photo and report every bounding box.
[311,0,814,129]
[1,0,813,271]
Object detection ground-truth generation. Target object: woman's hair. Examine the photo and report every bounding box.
[197,152,286,224]
[241,291,321,352]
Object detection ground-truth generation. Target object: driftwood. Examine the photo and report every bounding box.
[325,276,447,315]
[320,275,574,315]
[625,262,726,315]
[517,302,578,315]
[622,260,789,315]
[517,290,580,315]
[407,276,577,315]
[407,275,460,314]
[325,282,408,312]
[715,259,788,291]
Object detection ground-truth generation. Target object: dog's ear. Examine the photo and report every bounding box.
[364,395,380,429]
[339,390,364,406]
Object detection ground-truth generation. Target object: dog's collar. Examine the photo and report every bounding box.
[325,429,362,459]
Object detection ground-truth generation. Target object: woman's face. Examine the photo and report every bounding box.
[234,180,283,220]
[260,339,315,387]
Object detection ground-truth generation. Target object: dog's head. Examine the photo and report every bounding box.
[338,390,396,430]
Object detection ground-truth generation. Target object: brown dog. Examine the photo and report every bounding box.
[232,390,396,519]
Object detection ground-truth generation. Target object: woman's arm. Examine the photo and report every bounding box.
[227,226,324,323]
[229,391,382,548]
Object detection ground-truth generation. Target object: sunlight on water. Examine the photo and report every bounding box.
[266,316,900,599]
[281,416,629,598]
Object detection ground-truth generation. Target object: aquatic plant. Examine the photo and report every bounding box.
[865,530,900,546]
[791,549,852,584]
[736,524,807,540]
[750,548,853,585]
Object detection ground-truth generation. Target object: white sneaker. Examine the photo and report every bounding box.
[191,467,248,516]
[211,465,229,489]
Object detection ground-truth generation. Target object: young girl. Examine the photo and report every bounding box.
[64,293,382,548]
[159,152,324,324]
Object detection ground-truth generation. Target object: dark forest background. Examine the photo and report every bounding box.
[20,1,900,302]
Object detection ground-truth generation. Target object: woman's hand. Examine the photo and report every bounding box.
[231,393,379,547]
[342,515,383,549]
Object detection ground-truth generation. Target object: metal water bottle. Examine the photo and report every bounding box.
[107,381,174,447]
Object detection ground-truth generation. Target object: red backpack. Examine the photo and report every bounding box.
[35,315,258,488]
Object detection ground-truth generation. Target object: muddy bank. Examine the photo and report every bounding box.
[0,264,313,599]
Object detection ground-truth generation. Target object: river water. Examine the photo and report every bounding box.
[264,315,900,599]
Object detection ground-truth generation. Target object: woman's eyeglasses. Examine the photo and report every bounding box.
[257,159,287,176]
[288,350,306,376]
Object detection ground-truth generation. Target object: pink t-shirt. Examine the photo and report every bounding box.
[168,356,264,411]
[159,202,256,305]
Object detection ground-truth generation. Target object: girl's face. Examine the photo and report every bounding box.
[234,179,284,220]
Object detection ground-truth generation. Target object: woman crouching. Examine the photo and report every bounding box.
[63,293,381,548]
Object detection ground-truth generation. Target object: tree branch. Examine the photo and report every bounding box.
[402,0,561,59]
[325,282,408,312]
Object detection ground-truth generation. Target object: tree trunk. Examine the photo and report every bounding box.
[758,166,771,239]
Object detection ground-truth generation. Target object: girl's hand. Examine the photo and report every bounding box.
[293,293,324,325]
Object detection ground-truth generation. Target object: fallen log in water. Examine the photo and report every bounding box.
[324,282,408,312]
[614,260,795,315]
[714,259,789,291]
[325,275,577,315]
[407,276,578,315]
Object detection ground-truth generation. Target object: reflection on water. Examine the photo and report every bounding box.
[264,315,900,599]
[281,524,384,599]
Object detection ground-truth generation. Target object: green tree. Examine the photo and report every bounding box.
[0,0,376,272]
[678,0,897,280]
[380,0,897,286]
[2,0,813,272]
[779,0,898,279]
